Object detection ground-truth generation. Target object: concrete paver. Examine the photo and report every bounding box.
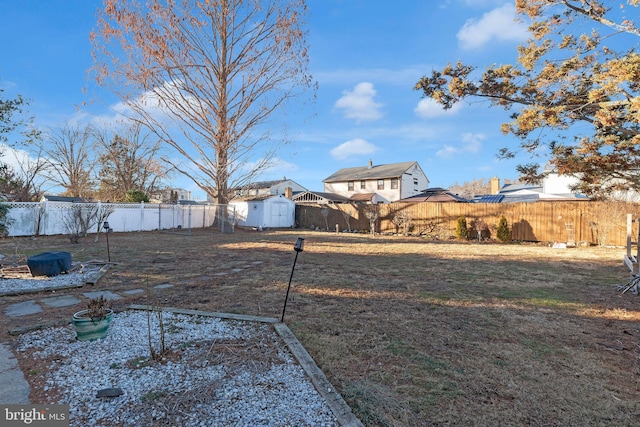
[0,343,29,404]
[122,289,144,295]
[82,290,122,301]
[4,301,42,317]
[40,295,82,308]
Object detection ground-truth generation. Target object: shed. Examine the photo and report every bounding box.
[230,195,295,228]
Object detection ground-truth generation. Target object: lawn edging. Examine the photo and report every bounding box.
[127,304,363,427]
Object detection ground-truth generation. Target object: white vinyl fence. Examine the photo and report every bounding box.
[1,201,236,237]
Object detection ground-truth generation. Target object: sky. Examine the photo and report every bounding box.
[0,0,540,200]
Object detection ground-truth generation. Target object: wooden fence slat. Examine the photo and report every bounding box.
[295,201,640,246]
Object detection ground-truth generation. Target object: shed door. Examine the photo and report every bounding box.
[270,202,290,227]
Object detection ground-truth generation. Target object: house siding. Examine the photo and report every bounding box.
[323,162,429,203]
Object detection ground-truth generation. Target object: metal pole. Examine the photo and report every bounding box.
[280,250,300,323]
[105,230,111,262]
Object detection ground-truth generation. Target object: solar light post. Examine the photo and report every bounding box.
[103,221,111,262]
[280,237,304,323]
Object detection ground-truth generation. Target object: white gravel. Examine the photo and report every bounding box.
[0,264,101,295]
[16,311,339,427]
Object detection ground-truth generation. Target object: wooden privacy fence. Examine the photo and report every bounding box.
[295,201,640,247]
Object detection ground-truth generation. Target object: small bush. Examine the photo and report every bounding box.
[455,216,469,240]
[496,215,511,242]
[0,202,13,237]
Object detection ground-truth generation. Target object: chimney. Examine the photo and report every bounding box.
[285,187,293,199]
[490,177,500,194]
[368,159,373,169]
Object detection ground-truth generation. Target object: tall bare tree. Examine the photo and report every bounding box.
[0,145,51,201]
[415,1,640,199]
[43,124,96,198]
[94,122,167,202]
[91,0,314,204]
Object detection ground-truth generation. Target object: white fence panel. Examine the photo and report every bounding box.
[0,202,234,237]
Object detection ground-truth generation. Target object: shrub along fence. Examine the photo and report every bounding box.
[295,201,640,247]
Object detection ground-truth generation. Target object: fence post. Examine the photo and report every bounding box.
[43,201,49,236]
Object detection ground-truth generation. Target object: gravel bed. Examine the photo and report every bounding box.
[0,264,101,295]
[16,311,338,427]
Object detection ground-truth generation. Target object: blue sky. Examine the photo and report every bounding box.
[0,0,538,200]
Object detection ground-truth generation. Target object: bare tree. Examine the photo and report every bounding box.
[362,204,379,236]
[320,207,330,230]
[335,203,353,232]
[392,210,413,236]
[0,145,50,202]
[91,0,314,204]
[93,122,167,202]
[43,124,96,198]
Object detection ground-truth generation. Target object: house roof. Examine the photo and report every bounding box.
[349,192,376,202]
[231,194,293,202]
[42,195,94,203]
[323,161,418,183]
[236,178,303,190]
[401,187,469,203]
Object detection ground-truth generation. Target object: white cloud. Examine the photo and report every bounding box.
[414,98,463,118]
[334,82,383,122]
[330,138,378,161]
[436,133,484,158]
[457,3,529,50]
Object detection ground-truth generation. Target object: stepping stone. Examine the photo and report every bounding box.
[4,300,42,317]
[231,268,245,273]
[252,261,263,265]
[0,342,29,404]
[122,289,145,295]
[214,272,228,276]
[82,290,122,301]
[153,284,174,290]
[40,295,82,308]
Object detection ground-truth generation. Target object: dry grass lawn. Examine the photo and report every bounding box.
[1,228,639,426]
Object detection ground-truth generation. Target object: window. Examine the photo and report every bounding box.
[377,179,384,190]
[391,178,398,189]
[360,180,366,189]
[348,181,354,191]
[413,178,418,186]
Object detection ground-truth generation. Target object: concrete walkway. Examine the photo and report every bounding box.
[0,342,30,404]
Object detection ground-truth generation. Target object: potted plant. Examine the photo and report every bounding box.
[72,296,114,341]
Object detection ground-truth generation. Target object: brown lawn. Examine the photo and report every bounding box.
[1,228,639,426]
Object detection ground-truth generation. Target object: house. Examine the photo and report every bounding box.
[400,187,469,203]
[472,175,588,203]
[149,188,192,204]
[322,160,429,203]
[232,178,307,199]
[229,194,295,228]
